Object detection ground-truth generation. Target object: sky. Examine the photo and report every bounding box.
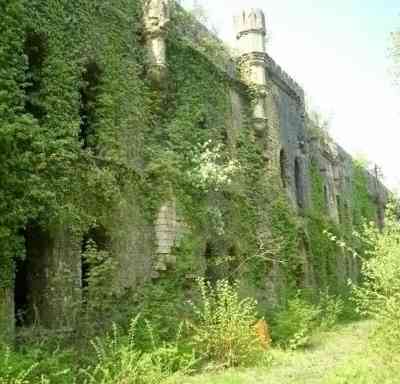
[181,0,400,190]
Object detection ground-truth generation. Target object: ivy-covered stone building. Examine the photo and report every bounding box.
[0,0,388,343]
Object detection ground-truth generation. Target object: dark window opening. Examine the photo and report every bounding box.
[14,255,29,327]
[336,195,342,223]
[221,129,229,145]
[15,223,49,327]
[81,225,109,290]
[24,31,48,120]
[280,149,288,188]
[198,114,207,130]
[294,157,304,208]
[79,62,103,151]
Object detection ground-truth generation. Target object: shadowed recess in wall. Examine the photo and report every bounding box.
[81,225,110,290]
[280,148,288,188]
[79,61,103,151]
[15,223,50,327]
[295,157,305,208]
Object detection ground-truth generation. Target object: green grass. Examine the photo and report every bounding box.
[174,321,399,384]
[3,320,399,383]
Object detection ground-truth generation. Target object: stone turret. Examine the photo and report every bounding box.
[144,0,171,83]
[234,9,268,129]
[234,9,266,55]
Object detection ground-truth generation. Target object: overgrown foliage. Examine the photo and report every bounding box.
[0,0,153,290]
[352,158,378,228]
[188,279,263,368]
[269,294,320,350]
[0,279,268,382]
[0,2,384,378]
[82,315,195,384]
[353,201,400,361]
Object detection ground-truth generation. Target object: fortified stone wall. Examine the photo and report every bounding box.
[0,1,388,343]
[157,4,388,297]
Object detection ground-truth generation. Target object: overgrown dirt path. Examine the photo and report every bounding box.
[181,321,374,384]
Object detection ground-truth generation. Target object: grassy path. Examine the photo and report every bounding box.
[178,321,381,384]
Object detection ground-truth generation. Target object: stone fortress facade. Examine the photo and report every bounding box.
[0,0,388,342]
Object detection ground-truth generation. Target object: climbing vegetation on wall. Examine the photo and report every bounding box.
[306,161,341,291]
[352,158,378,227]
[305,132,382,295]
[0,0,154,288]
[0,0,383,314]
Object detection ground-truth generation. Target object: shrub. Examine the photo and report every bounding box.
[131,279,190,344]
[0,347,37,384]
[81,240,118,326]
[82,315,195,384]
[353,201,400,360]
[188,279,264,368]
[270,293,320,349]
[0,342,74,384]
[317,290,344,330]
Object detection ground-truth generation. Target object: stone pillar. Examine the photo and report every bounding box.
[154,200,179,274]
[234,9,268,133]
[43,225,81,329]
[143,0,171,83]
[26,225,80,330]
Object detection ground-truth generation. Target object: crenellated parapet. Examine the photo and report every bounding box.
[264,54,305,105]
[143,0,171,82]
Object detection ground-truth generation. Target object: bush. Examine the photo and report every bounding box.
[270,293,320,349]
[83,315,196,384]
[0,341,75,384]
[0,347,37,384]
[317,290,344,330]
[353,201,400,360]
[188,279,264,367]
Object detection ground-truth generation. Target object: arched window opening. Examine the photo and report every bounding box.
[15,223,50,327]
[279,149,288,188]
[79,61,103,151]
[294,157,304,208]
[81,225,110,290]
[24,31,48,119]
